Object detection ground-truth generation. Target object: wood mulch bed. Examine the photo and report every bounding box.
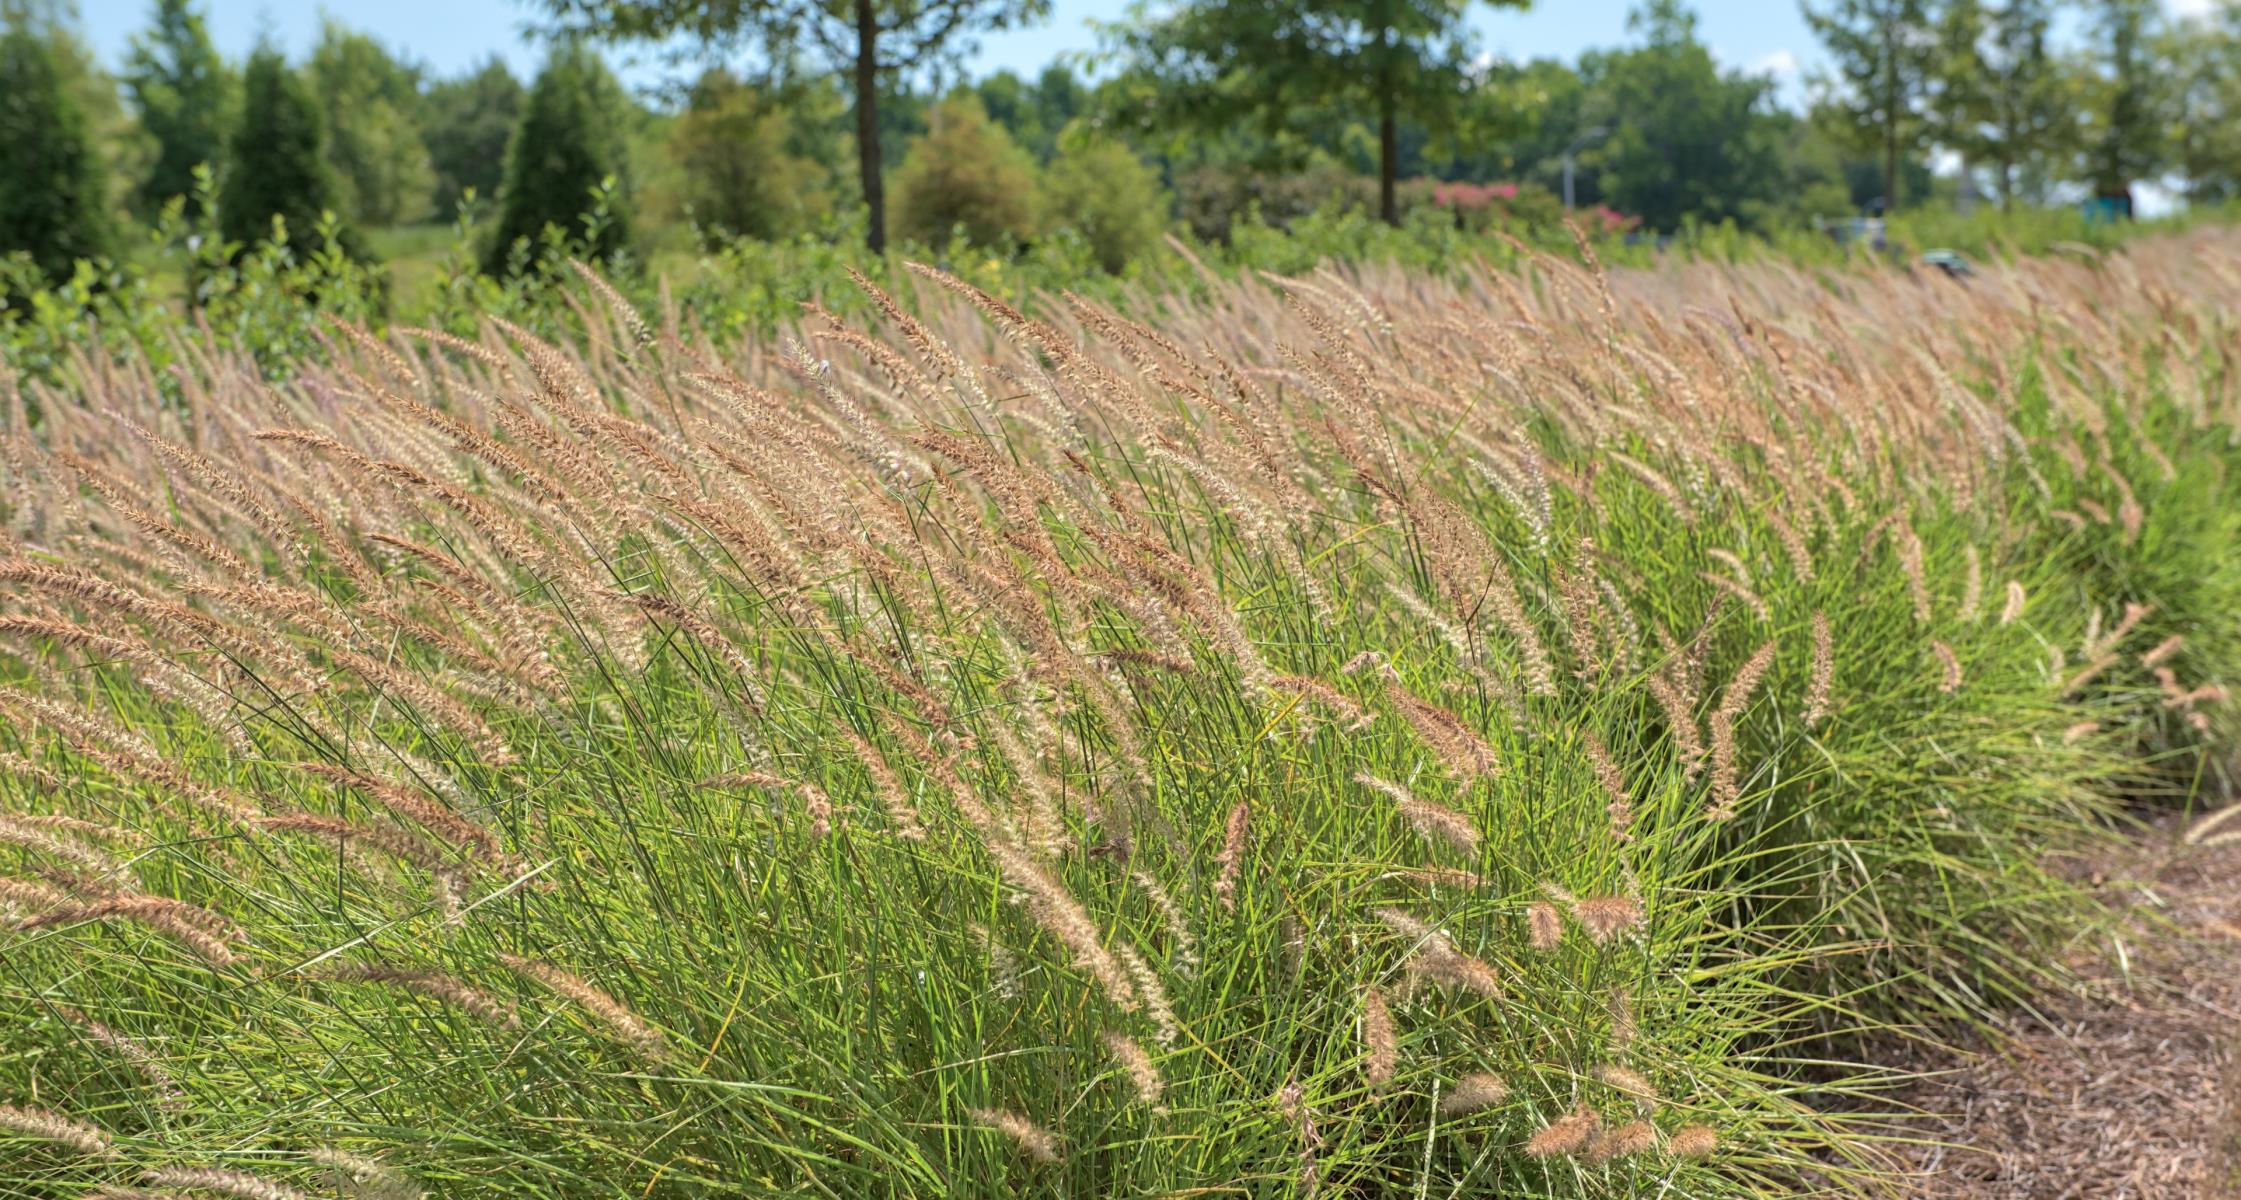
[1872,814,2241,1198]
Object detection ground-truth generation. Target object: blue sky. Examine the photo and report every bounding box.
[71,0,1831,104]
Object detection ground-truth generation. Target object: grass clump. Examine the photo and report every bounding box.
[0,228,2235,1197]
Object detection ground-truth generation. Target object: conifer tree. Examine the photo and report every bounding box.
[0,12,114,285]
[220,45,358,257]
[485,42,631,274]
[123,0,234,218]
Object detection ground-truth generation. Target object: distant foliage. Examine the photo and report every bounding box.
[0,16,114,288]
[1041,126,1170,273]
[308,18,436,227]
[220,46,359,259]
[122,0,234,219]
[668,69,837,245]
[891,95,1042,252]
[422,59,523,214]
[486,41,631,275]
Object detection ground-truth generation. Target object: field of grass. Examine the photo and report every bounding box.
[0,228,2236,1198]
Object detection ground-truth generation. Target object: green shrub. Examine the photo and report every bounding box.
[1040,124,1170,274]
[890,95,1042,252]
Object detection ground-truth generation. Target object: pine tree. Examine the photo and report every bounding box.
[221,45,358,257]
[485,42,631,275]
[0,13,114,285]
[123,0,234,218]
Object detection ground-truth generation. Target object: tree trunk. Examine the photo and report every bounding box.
[854,0,885,254]
[1883,123,1898,216]
[1998,155,2014,212]
[1377,14,1398,226]
[1379,101,1398,226]
[1882,21,1899,214]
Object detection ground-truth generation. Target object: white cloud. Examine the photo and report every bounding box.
[1749,49,1801,79]
[2169,0,2215,18]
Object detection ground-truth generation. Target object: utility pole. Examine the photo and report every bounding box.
[1562,125,1608,209]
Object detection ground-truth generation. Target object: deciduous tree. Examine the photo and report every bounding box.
[534,0,1050,254]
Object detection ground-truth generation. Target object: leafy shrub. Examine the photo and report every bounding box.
[890,95,1042,252]
[1039,124,1171,273]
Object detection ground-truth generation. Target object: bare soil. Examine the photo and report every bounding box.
[1876,815,2241,1199]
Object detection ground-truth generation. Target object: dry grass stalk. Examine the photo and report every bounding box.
[1583,1119,1657,1164]
[1382,685,1500,780]
[1804,610,1834,728]
[2141,634,2184,668]
[1572,895,1646,944]
[969,1108,1060,1164]
[1103,1032,1164,1108]
[1525,1105,1602,1157]
[0,1103,114,1158]
[1361,985,1397,1088]
[2000,580,2028,625]
[1214,800,1249,910]
[319,962,520,1028]
[16,896,241,967]
[499,954,669,1061]
[1667,1124,1719,1158]
[1583,732,1633,841]
[1932,641,1963,694]
[1527,901,1565,952]
[139,1167,308,1200]
[53,1005,183,1106]
[1595,1062,1658,1107]
[1356,772,1480,855]
[1439,1073,1509,1115]
[1377,908,1503,999]
[1709,639,1778,821]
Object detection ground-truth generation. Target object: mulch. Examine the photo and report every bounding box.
[1872,815,2241,1199]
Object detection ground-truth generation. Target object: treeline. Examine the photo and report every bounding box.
[2,0,2239,292]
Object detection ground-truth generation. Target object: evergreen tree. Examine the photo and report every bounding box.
[485,41,631,274]
[220,46,355,255]
[123,0,233,218]
[0,12,114,285]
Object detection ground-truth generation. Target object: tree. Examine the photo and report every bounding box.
[668,67,837,242]
[1585,1,1788,233]
[0,10,114,285]
[534,0,1051,254]
[975,62,1088,161]
[2079,0,2166,208]
[422,59,524,214]
[1115,0,1524,225]
[486,41,631,273]
[306,19,435,228]
[2158,7,2241,205]
[1041,123,1170,271]
[123,0,233,218]
[889,93,1040,250]
[220,45,355,255]
[1929,0,2070,209]
[1803,0,1938,212]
